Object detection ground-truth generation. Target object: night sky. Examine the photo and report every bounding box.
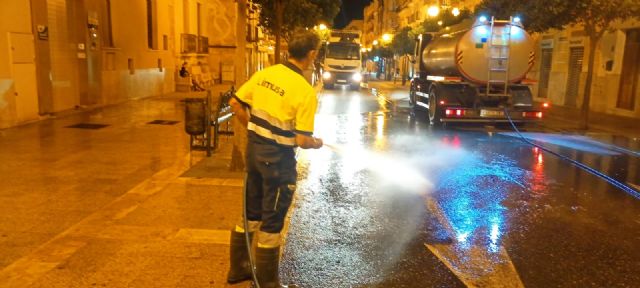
[333,0,372,29]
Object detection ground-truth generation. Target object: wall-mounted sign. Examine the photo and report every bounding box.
[37,25,48,40]
[541,39,554,49]
[569,37,585,47]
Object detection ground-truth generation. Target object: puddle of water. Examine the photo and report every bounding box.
[499,132,622,156]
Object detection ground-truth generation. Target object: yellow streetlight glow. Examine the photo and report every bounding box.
[318,24,327,31]
[427,6,440,17]
[437,20,443,26]
[382,33,392,43]
[373,39,379,45]
[452,7,460,17]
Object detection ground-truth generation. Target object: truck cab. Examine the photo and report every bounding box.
[321,30,363,90]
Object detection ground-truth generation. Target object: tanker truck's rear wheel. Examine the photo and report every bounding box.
[428,87,442,126]
[409,89,416,110]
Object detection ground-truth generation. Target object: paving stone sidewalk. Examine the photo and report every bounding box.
[0,91,250,288]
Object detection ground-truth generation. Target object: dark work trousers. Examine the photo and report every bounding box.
[245,133,297,235]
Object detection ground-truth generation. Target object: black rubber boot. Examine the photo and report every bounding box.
[254,246,298,288]
[227,230,253,284]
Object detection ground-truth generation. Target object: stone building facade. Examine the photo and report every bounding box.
[0,0,269,129]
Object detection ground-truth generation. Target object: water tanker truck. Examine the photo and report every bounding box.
[409,16,544,125]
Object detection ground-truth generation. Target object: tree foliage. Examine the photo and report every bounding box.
[474,0,574,33]
[371,45,393,59]
[253,0,339,63]
[253,0,340,39]
[571,0,640,38]
[391,27,414,56]
[474,0,640,128]
[388,8,472,57]
[413,8,472,35]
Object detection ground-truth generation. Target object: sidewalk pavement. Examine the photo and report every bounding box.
[541,104,640,140]
[0,89,250,287]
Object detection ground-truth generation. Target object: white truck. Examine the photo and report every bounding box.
[321,30,363,90]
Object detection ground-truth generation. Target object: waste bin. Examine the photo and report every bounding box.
[184,98,206,136]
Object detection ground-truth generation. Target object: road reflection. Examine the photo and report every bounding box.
[284,87,640,287]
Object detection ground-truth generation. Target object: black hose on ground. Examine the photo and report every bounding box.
[503,108,640,200]
[243,172,261,288]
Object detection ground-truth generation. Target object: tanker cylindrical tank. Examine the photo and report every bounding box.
[422,22,535,84]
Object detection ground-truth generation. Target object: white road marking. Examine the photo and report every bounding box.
[424,197,525,288]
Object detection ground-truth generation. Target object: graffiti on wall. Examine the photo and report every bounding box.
[0,80,12,110]
[208,0,237,46]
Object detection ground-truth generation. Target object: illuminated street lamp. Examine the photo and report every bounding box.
[452,7,460,17]
[427,6,440,17]
[318,23,327,31]
[381,33,392,43]
[372,39,379,46]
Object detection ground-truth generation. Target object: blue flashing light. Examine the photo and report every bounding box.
[479,16,487,22]
[513,16,521,23]
[510,28,523,40]
[477,26,488,36]
[373,56,380,62]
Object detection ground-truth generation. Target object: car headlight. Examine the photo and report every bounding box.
[352,73,362,82]
[322,71,331,79]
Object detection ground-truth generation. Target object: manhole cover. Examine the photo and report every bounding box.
[66,123,109,129]
[147,120,180,125]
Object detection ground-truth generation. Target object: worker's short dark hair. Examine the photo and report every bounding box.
[288,29,321,60]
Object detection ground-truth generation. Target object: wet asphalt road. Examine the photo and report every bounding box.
[280,86,640,288]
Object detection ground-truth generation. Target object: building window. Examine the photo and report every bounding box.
[197,3,202,35]
[104,0,114,47]
[538,49,553,98]
[183,0,189,33]
[147,0,158,49]
[617,29,640,110]
[565,47,584,107]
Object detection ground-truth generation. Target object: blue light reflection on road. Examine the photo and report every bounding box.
[436,151,535,253]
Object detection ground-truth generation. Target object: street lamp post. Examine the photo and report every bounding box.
[427,6,440,17]
[426,4,462,19]
[424,3,462,29]
[452,7,460,17]
[382,33,392,44]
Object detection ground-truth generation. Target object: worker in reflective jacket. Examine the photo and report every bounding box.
[227,30,323,288]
